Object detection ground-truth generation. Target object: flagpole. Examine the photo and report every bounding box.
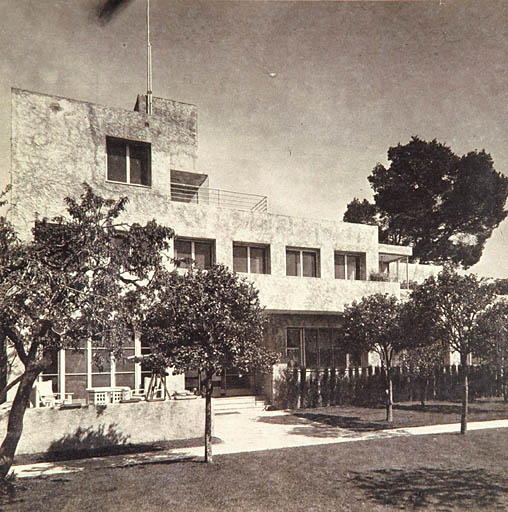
[146,0,152,114]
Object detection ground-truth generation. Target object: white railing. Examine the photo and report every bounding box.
[170,182,267,212]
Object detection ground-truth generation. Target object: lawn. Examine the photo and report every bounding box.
[261,397,508,434]
[4,427,508,511]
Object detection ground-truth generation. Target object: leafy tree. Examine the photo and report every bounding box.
[473,301,508,401]
[493,278,508,296]
[0,185,173,479]
[408,267,497,433]
[399,342,447,407]
[343,137,508,268]
[140,265,278,463]
[339,294,407,422]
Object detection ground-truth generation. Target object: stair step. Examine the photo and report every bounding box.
[212,396,266,413]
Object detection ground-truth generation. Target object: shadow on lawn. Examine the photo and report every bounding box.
[350,467,508,510]
[257,413,390,437]
[394,403,502,416]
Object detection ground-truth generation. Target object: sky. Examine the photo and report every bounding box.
[0,0,507,277]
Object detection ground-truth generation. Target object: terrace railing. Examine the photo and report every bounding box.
[170,182,267,212]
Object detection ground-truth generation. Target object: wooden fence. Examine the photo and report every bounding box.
[272,365,506,410]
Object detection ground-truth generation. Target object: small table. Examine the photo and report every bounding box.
[86,387,131,405]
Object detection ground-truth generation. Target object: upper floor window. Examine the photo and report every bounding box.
[335,252,365,280]
[106,137,151,187]
[286,248,320,277]
[233,243,270,274]
[174,238,214,269]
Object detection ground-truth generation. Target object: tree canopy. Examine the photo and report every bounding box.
[0,185,173,478]
[339,293,407,422]
[408,267,498,433]
[343,137,508,268]
[140,265,277,462]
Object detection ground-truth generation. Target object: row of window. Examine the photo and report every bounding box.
[174,239,365,280]
[286,328,362,368]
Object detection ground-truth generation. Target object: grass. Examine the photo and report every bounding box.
[3,399,508,511]
[4,428,508,511]
[261,398,508,435]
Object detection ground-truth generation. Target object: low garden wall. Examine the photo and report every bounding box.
[0,398,205,456]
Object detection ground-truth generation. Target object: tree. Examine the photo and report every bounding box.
[343,137,508,268]
[140,265,278,463]
[473,300,508,401]
[339,294,407,422]
[399,342,447,407]
[408,267,497,433]
[0,185,173,479]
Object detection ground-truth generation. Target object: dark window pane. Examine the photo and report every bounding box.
[287,328,301,348]
[194,241,212,269]
[41,348,58,375]
[233,245,248,272]
[302,251,317,277]
[115,374,135,389]
[286,250,300,276]
[66,375,87,400]
[129,143,151,186]
[115,349,135,372]
[250,247,266,274]
[347,255,358,280]
[66,349,86,374]
[92,350,111,372]
[319,329,332,368]
[107,138,126,182]
[175,240,192,268]
[305,328,319,367]
[92,374,111,387]
[335,253,345,279]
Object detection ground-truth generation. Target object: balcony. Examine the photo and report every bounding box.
[170,182,267,212]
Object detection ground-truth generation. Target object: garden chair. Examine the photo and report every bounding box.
[33,380,73,408]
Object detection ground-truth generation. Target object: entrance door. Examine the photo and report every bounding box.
[222,368,255,396]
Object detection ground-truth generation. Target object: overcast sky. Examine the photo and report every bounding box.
[0,0,507,276]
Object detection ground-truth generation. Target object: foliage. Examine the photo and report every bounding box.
[473,300,508,400]
[493,278,508,296]
[0,184,173,478]
[140,265,278,462]
[338,293,408,421]
[400,342,447,405]
[407,266,498,432]
[343,137,508,268]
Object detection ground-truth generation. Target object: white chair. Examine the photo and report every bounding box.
[33,380,73,408]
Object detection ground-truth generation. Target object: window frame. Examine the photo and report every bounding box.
[285,247,320,278]
[106,136,152,188]
[174,237,215,270]
[285,327,351,368]
[334,251,365,281]
[232,242,270,274]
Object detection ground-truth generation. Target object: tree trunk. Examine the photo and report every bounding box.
[0,368,40,480]
[420,377,428,408]
[460,355,468,435]
[386,368,393,422]
[204,370,214,463]
[0,327,7,404]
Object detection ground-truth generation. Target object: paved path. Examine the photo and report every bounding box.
[12,410,508,479]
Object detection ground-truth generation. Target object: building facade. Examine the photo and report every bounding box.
[9,88,440,401]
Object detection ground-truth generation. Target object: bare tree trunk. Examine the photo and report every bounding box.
[0,328,7,405]
[386,368,393,422]
[420,377,428,407]
[204,370,213,463]
[0,367,40,480]
[460,354,468,435]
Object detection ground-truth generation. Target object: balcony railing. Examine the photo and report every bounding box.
[170,183,267,212]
